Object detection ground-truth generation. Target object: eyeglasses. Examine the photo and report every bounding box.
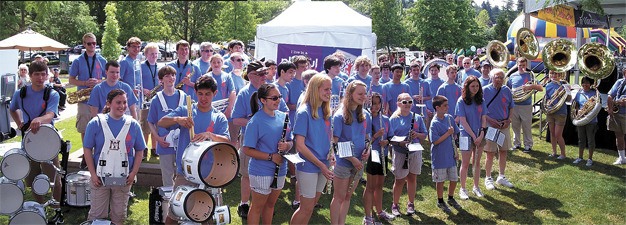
[85,42,97,46]
[463,63,471,64]
[129,45,141,49]
[202,50,213,53]
[232,58,244,62]
[400,100,413,105]
[264,95,282,101]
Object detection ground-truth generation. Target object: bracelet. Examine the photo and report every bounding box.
[267,153,273,161]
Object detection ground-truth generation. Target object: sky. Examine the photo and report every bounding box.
[473,0,512,10]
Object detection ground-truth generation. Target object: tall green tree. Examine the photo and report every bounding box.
[250,0,290,24]
[209,2,259,44]
[474,9,493,47]
[29,1,97,46]
[116,1,171,44]
[101,2,121,61]
[493,13,510,42]
[371,0,407,52]
[162,1,218,44]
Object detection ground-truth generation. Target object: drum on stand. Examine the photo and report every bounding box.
[22,124,61,162]
[1,148,30,181]
[182,141,239,188]
[9,201,46,225]
[32,174,50,195]
[169,185,215,223]
[66,171,91,207]
[0,177,25,215]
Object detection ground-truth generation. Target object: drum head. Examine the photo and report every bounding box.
[0,183,24,215]
[67,172,90,183]
[184,189,215,223]
[10,211,46,225]
[23,124,61,162]
[32,174,50,195]
[1,149,30,181]
[197,143,239,188]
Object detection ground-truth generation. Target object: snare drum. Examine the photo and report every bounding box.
[32,174,50,195]
[182,141,239,188]
[0,177,25,215]
[22,124,61,162]
[213,205,231,225]
[169,185,215,223]
[66,171,91,207]
[1,148,30,181]
[9,201,46,225]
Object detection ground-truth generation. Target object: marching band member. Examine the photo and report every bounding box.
[479,61,492,87]
[607,67,626,165]
[388,93,427,217]
[380,62,392,84]
[83,89,146,225]
[457,57,481,85]
[545,70,570,159]
[362,93,395,223]
[207,54,236,118]
[243,83,293,225]
[287,55,309,209]
[193,42,215,74]
[166,40,202,101]
[346,56,373,90]
[483,69,515,189]
[9,61,64,223]
[88,61,138,120]
[324,55,346,96]
[140,43,162,159]
[382,64,409,116]
[232,61,288,219]
[573,76,597,166]
[437,65,462,118]
[275,60,296,105]
[158,75,230,225]
[455,76,487,199]
[330,81,371,225]
[147,66,187,187]
[265,60,277,83]
[331,51,350,81]
[507,57,543,152]
[229,52,247,94]
[223,40,249,73]
[290,74,333,224]
[426,63,445,103]
[405,61,433,121]
[119,37,141,92]
[369,65,384,96]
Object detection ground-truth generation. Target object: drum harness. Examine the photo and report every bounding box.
[157,90,185,149]
[18,86,52,133]
[96,114,131,179]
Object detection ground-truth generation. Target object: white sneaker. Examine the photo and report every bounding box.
[485,177,495,190]
[459,188,469,200]
[586,159,593,167]
[573,158,583,164]
[556,155,566,160]
[613,157,626,165]
[472,187,484,197]
[496,176,514,188]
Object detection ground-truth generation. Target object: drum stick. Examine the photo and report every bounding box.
[187,96,194,139]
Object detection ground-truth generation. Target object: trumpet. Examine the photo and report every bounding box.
[67,87,92,104]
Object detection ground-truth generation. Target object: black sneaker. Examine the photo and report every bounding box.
[291,200,300,210]
[447,198,462,210]
[315,203,323,209]
[237,203,249,219]
[437,202,451,213]
[47,210,64,224]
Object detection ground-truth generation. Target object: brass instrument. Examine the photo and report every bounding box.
[486,40,510,68]
[516,28,540,60]
[542,80,569,115]
[578,43,615,81]
[145,83,163,102]
[543,39,577,73]
[176,66,195,90]
[511,76,538,103]
[67,87,93,104]
[571,88,602,126]
[211,98,229,113]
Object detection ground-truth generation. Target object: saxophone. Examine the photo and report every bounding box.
[176,66,194,90]
[67,87,93,104]
[145,83,163,102]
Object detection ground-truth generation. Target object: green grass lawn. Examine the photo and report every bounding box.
[2,100,624,224]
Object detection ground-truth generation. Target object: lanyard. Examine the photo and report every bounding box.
[84,53,96,78]
[146,61,157,86]
[176,60,189,81]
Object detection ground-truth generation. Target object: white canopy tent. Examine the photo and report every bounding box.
[255,0,376,64]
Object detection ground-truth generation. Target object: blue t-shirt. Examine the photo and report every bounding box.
[84,114,146,172]
[544,81,568,115]
[288,78,305,127]
[275,81,290,104]
[69,52,107,91]
[164,104,230,175]
[574,89,598,123]
[482,84,514,121]
[332,108,371,168]
[147,90,187,155]
[192,58,211,75]
[243,110,292,176]
[210,71,235,101]
[347,74,373,90]
[458,68,481,85]
[609,78,626,115]
[380,77,391,84]
[293,104,331,173]
[371,114,391,156]
[231,83,289,133]
[426,78,445,99]
[455,98,487,139]
[479,77,491,87]
[506,71,533,105]
[166,60,202,101]
[10,86,59,123]
[370,83,384,97]
[87,82,138,114]
[382,82,409,113]
[430,114,459,169]
[338,71,349,81]
[230,73,246,95]
[389,113,427,154]
[119,55,138,88]
[437,83,462,116]
[404,78,432,113]
[141,61,161,91]
[331,76,346,96]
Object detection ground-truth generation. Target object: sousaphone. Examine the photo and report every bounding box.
[571,43,615,125]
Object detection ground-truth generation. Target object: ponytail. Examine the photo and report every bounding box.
[250,91,260,117]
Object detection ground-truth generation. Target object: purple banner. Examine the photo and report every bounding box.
[277,43,362,74]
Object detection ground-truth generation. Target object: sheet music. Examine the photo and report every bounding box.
[486,127,499,142]
[284,153,305,164]
[496,133,505,147]
[371,150,381,163]
[337,141,353,158]
[390,136,407,142]
[459,136,470,151]
[408,143,423,152]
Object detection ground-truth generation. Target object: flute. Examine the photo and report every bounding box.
[349,138,370,191]
[323,94,341,195]
[271,115,289,189]
[186,96,194,139]
[448,115,458,159]
[380,105,386,177]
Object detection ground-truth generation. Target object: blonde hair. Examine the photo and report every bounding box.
[341,80,366,124]
[302,74,331,120]
[390,93,411,119]
[207,54,224,73]
[82,33,96,42]
[446,64,458,73]
[354,56,372,69]
[144,42,159,54]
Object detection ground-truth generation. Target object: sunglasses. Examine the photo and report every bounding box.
[232,58,244,62]
[264,95,282,101]
[400,100,413,105]
[202,49,213,53]
[85,42,97,46]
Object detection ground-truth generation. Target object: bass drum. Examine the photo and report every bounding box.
[421,59,450,83]
[169,185,215,223]
[9,201,46,225]
[0,177,25,215]
[66,171,91,207]
[22,124,61,162]
[1,148,30,181]
[182,141,239,188]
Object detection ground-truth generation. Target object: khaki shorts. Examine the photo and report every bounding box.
[484,126,511,152]
[432,166,459,183]
[391,151,422,179]
[333,164,363,179]
[238,148,250,177]
[76,102,91,133]
[547,114,567,126]
[139,108,150,138]
[607,113,626,134]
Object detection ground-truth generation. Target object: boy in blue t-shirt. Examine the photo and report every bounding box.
[429,95,461,213]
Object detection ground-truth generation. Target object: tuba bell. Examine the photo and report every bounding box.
[516,28,540,60]
[571,87,602,126]
[543,39,577,73]
[486,40,510,68]
[578,43,615,80]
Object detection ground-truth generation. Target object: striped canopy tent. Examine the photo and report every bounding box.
[590,28,626,53]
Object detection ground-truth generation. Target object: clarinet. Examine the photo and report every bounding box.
[271,115,289,189]
[380,105,387,177]
[403,113,415,169]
